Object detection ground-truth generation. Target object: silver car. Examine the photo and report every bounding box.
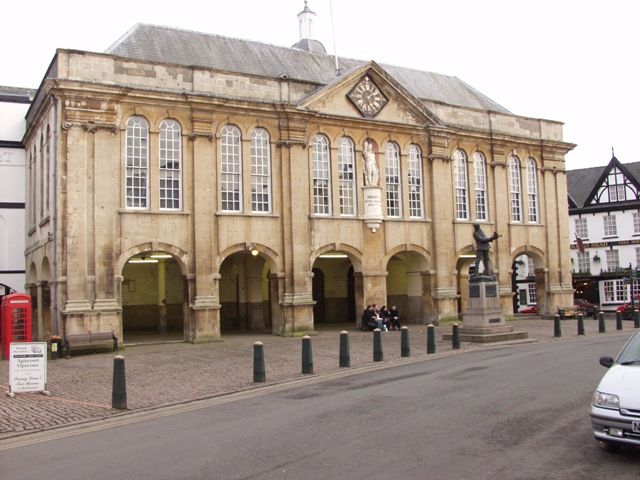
[591,329,640,451]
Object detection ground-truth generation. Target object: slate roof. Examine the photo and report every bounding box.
[106,24,510,114]
[567,158,640,208]
[0,86,36,103]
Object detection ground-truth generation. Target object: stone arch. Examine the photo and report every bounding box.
[511,245,548,315]
[217,244,278,333]
[311,243,361,325]
[117,242,189,277]
[385,245,433,324]
[216,242,279,274]
[311,243,363,273]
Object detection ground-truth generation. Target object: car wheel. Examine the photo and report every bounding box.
[599,440,621,452]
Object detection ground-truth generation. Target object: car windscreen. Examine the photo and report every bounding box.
[617,332,640,365]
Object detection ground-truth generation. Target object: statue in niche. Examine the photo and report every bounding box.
[362,141,379,187]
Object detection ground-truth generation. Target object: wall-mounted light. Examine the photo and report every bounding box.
[247,243,259,256]
[319,253,348,259]
[128,258,158,264]
[459,254,476,259]
[150,253,172,259]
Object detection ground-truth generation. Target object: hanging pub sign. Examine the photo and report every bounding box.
[7,342,50,397]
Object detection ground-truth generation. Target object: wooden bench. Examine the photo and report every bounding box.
[64,331,118,358]
[557,307,576,319]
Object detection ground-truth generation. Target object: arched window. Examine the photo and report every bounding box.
[338,137,356,216]
[473,152,488,221]
[220,125,242,212]
[509,156,522,222]
[125,116,149,209]
[250,128,271,213]
[385,142,401,217]
[408,144,423,218]
[453,149,469,220]
[312,135,331,215]
[526,157,539,223]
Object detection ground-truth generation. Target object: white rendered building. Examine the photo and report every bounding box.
[567,155,640,311]
[0,86,34,294]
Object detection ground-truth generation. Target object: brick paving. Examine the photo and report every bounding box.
[0,316,631,440]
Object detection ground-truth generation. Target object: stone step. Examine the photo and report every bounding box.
[442,330,529,343]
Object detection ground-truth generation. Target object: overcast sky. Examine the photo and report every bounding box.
[2,0,636,170]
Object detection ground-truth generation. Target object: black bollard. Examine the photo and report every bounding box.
[400,326,410,357]
[427,324,436,354]
[616,311,623,331]
[373,328,383,362]
[302,335,313,374]
[253,341,266,382]
[554,314,562,338]
[452,324,460,350]
[635,309,640,329]
[339,330,350,368]
[598,311,606,333]
[112,355,127,410]
[577,313,585,336]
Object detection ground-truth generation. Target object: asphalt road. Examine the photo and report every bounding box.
[1,334,639,479]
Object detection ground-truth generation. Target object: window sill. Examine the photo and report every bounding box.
[602,235,619,240]
[217,212,280,219]
[118,209,191,215]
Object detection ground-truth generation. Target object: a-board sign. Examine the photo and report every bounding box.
[7,342,49,397]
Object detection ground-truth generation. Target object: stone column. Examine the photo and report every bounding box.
[60,123,92,332]
[277,114,313,335]
[91,126,121,324]
[428,132,457,320]
[157,258,167,334]
[189,112,219,342]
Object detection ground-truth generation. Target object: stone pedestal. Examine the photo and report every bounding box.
[454,276,527,343]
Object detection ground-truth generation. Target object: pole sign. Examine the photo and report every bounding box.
[7,342,49,397]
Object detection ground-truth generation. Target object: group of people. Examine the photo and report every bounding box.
[361,304,401,332]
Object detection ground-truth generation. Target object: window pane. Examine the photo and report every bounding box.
[338,137,356,216]
[408,145,423,218]
[509,156,522,222]
[385,143,401,217]
[251,128,271,213]
[125,116,149,208]
[221,125,242,211]
[312,135,331,215]
[473,152,487,221]
[159,120,182,210]
[454,149,468,220]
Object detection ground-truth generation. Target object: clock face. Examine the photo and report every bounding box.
[347,76,388,118]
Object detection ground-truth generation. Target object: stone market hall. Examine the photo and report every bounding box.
[23,5,574,343]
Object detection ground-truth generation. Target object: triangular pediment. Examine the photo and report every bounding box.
[297,62,443,127]
[586,156,640,205]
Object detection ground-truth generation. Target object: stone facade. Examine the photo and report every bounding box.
[22,29,574,343]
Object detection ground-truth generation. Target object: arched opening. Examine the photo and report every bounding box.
[456,253,476,317]
[386,251,431,324]
[121,251,185,341]
[311,251,356,325]
[219,251,271,332]
[40,257,51,340]
[512,251,546,314]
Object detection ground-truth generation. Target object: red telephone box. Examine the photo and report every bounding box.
[1,293,32,360]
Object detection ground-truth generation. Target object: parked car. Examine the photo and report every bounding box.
[591,329,640,451]
[519,305,537,314]
[574,298,598,316]
[616,303,635,320]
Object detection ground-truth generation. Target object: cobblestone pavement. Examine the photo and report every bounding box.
[0,316,631,439]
